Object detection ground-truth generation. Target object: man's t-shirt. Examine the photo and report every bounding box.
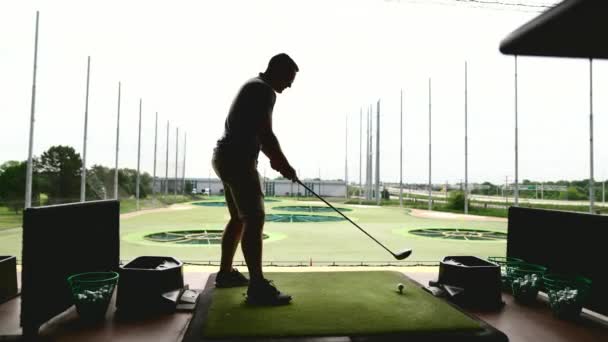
[215,74,276,162]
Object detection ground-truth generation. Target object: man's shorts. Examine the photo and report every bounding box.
[212,152,265,220]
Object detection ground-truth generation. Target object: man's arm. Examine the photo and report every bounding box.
[259,118,297,181]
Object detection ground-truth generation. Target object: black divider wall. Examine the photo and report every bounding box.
[507,206,608,316]
[21,200,120,336]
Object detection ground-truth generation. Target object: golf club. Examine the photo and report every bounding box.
[296,179,412,260]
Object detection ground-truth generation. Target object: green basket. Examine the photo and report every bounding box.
[487,256,524,291]
[509,263,547,303]
[67,271,119,322]
[543,273,592,319]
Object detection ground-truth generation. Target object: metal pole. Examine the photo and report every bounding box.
[603,181,605,204]
[345,115,348,199]
[136,99,142,210]
[175,127,179,196]
[464,61,469,214]
[514,56,520,206]
[152,112,158,196]
[80,56,91,202]
[182,132,187,195]
[165,121,169,195]
[589,58,595,213]
[359,107,362,204]
[428,78,432,211]
[375,100,380,205]
[114,82,121,199]
[25,11,39,209]
[400,89,403,208]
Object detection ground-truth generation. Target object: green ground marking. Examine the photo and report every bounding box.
[408,228,508,241]
[122,228,286,247]
[266,213,346,222]
[203,271,481,338]
[272,205,352,213]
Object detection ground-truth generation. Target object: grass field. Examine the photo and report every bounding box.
[0,197,508,264]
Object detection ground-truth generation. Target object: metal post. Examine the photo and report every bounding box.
[375,100,380,205]
[136,99,142,210]
[345,116,348,199]
[165,121,169,195]
[400,89,403,208]
[428,78,432,211]
[114,82,121,199]
[359,107,362,204]
[603,181,605,204]
[25,11,39,209]
[514,56,520,206]
[589,59,595,213]
[464,61,469,214]
[182,132,187,194]
[175,127,179,196]
[80,56,91,202]
[152,112,158,195]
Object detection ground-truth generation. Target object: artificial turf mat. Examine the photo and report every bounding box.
[202,271,483,338]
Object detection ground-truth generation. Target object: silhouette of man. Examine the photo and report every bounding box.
[212,53,298,305]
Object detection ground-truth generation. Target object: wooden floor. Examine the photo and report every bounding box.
[1,269,607,342]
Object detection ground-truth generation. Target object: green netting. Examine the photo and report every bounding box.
[273,205,352,213]
[193,198,279,207]
[265,213,345,223]
[144,229,269,245]
[409,228,507,241]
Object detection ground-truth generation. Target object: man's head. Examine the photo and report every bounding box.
[263,53,299,93]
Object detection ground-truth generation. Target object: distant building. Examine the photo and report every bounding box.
[154,177,347,198]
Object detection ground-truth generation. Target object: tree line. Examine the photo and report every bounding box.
[0,145,152,213]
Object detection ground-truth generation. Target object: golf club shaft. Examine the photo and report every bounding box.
[296,179,396,257]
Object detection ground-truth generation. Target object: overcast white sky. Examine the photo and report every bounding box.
[2,0,607,185]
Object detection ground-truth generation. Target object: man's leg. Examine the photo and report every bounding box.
[240,216,265,283]
[219,217,244,273]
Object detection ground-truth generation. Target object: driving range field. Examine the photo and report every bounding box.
[0,197,508,264]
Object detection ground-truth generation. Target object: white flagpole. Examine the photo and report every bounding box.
[136,99,142,210]
[80,56,91,202]
[25,11,40,209]
[114,82,121,199]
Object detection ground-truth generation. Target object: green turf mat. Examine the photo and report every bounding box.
[202,271,482,338]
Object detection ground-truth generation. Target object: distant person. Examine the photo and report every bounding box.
[212,53,299,305]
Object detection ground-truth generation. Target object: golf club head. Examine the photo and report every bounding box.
[394,249,413,260]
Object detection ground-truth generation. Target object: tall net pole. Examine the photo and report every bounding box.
[359,107,362,204]
[165,121,170,195]
[175,127,179,196]
[152,112,158,196]
[589,58,595,213]
[182,132,187,195]
[80,56,91,202]
[114,82,121,199]
[25,11,40,209]
[136,99,142,210]
[375,100,380,205]
[465,61,469,214]
[345,116,348,199]
[428,78,432,211]
[400,89,403,208]
[514,56,520,206]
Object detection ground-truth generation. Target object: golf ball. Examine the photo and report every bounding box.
[397,283,405,293]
